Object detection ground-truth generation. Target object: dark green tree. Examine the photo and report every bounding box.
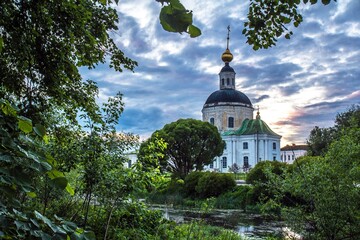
[0,0,137,125]
[140,118,225,179]
[269,127,360,239]
[307,105,360,156]
[307,126,336,156]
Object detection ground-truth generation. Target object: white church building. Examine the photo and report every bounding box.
[202,30,281,173]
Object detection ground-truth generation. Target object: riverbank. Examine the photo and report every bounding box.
[149,204,284,239]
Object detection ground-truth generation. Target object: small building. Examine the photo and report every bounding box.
[124,152,138,168]
[280,144,309,164]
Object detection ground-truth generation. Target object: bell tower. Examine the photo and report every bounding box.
[219,26,236,90]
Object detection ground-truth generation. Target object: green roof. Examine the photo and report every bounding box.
[223,113,280,137]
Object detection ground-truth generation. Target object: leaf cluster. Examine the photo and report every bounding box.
[0,0,137,124]
[0,99,93,239]
[243,0,335,50]
[157,0,201,38]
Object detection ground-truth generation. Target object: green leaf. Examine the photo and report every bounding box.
[159,4,193,33]
[282,17,291,24]
[0,37,3,52]
[285,33,291,39]
[34,211,58,233]
[47,169,65,179]
[51,177,68,190]
[34,124,46,138]
[168,0,186,10]
[27,192,37,198]
[160,6,176,32]
[188,25,201,38]
[40,161,52,171]
[66,184,75,196]
[321,0,331,4]
[18,116,32,133]
[1,101,17,116]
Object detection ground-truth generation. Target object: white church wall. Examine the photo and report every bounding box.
[207,134,281,173]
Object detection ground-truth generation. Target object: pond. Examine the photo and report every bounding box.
[150,205,284,239]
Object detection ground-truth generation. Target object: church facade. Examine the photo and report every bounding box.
[202,32,281,173]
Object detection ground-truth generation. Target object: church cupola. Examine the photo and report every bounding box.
[219,26,236,90]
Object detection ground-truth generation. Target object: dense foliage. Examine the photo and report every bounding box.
[139,119,225,179]
[265,107,360,239]
[0,0,137,125]
[184,172,236,199]
[0,100,93,239]
[307,105,360,156]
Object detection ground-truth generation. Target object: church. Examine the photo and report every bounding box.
[202,30,281,173]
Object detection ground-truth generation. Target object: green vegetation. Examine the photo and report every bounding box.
[262,106,360,239]
[156,221,243,240]
[138,119,225,179]
[1,0,356,239]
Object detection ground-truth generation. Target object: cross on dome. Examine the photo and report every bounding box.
[221,25,233,63]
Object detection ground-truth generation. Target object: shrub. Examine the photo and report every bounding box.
[184,171,207,198]
[246,161,288,184]
[215,185,254,209]
[246,161,288,203]
[195,172,236,199]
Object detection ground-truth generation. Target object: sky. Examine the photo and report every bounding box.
[80,0,360,146]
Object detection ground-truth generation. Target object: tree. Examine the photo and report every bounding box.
[307,105,360,156]
[0,0,137,125]
[0,99,94,239]
[263,106,360,239]
[140,118,225,178]
[137,132,168,173]
[156,0,336,50]
[269,127,360,239]
[307,126,336,156]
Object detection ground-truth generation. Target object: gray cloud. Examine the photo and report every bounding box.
[80,0,360,145]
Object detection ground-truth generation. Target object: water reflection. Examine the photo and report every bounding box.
[150,205,283,239]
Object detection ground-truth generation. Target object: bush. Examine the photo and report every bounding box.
[195,172,236,199]
[147,178,185,205]
[184,171,207,198]
[246,161,288,184]
[89,202,166,239]
[215,185,255,209]
[246,161,288,203]
[157,221,242,240]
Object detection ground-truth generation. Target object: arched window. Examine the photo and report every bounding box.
[222,157,227,168]
[232,78,235,85]
[210,117,214,125]
[228,117,234,128]
[243,156,249,168]
[243,142,248,149]
[273,142,276,150]
[227,78,229,85]
[222,78,224,85]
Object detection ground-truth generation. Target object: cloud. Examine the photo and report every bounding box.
[79,0,360,146]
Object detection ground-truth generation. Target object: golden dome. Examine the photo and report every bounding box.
[221,48,233,63]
